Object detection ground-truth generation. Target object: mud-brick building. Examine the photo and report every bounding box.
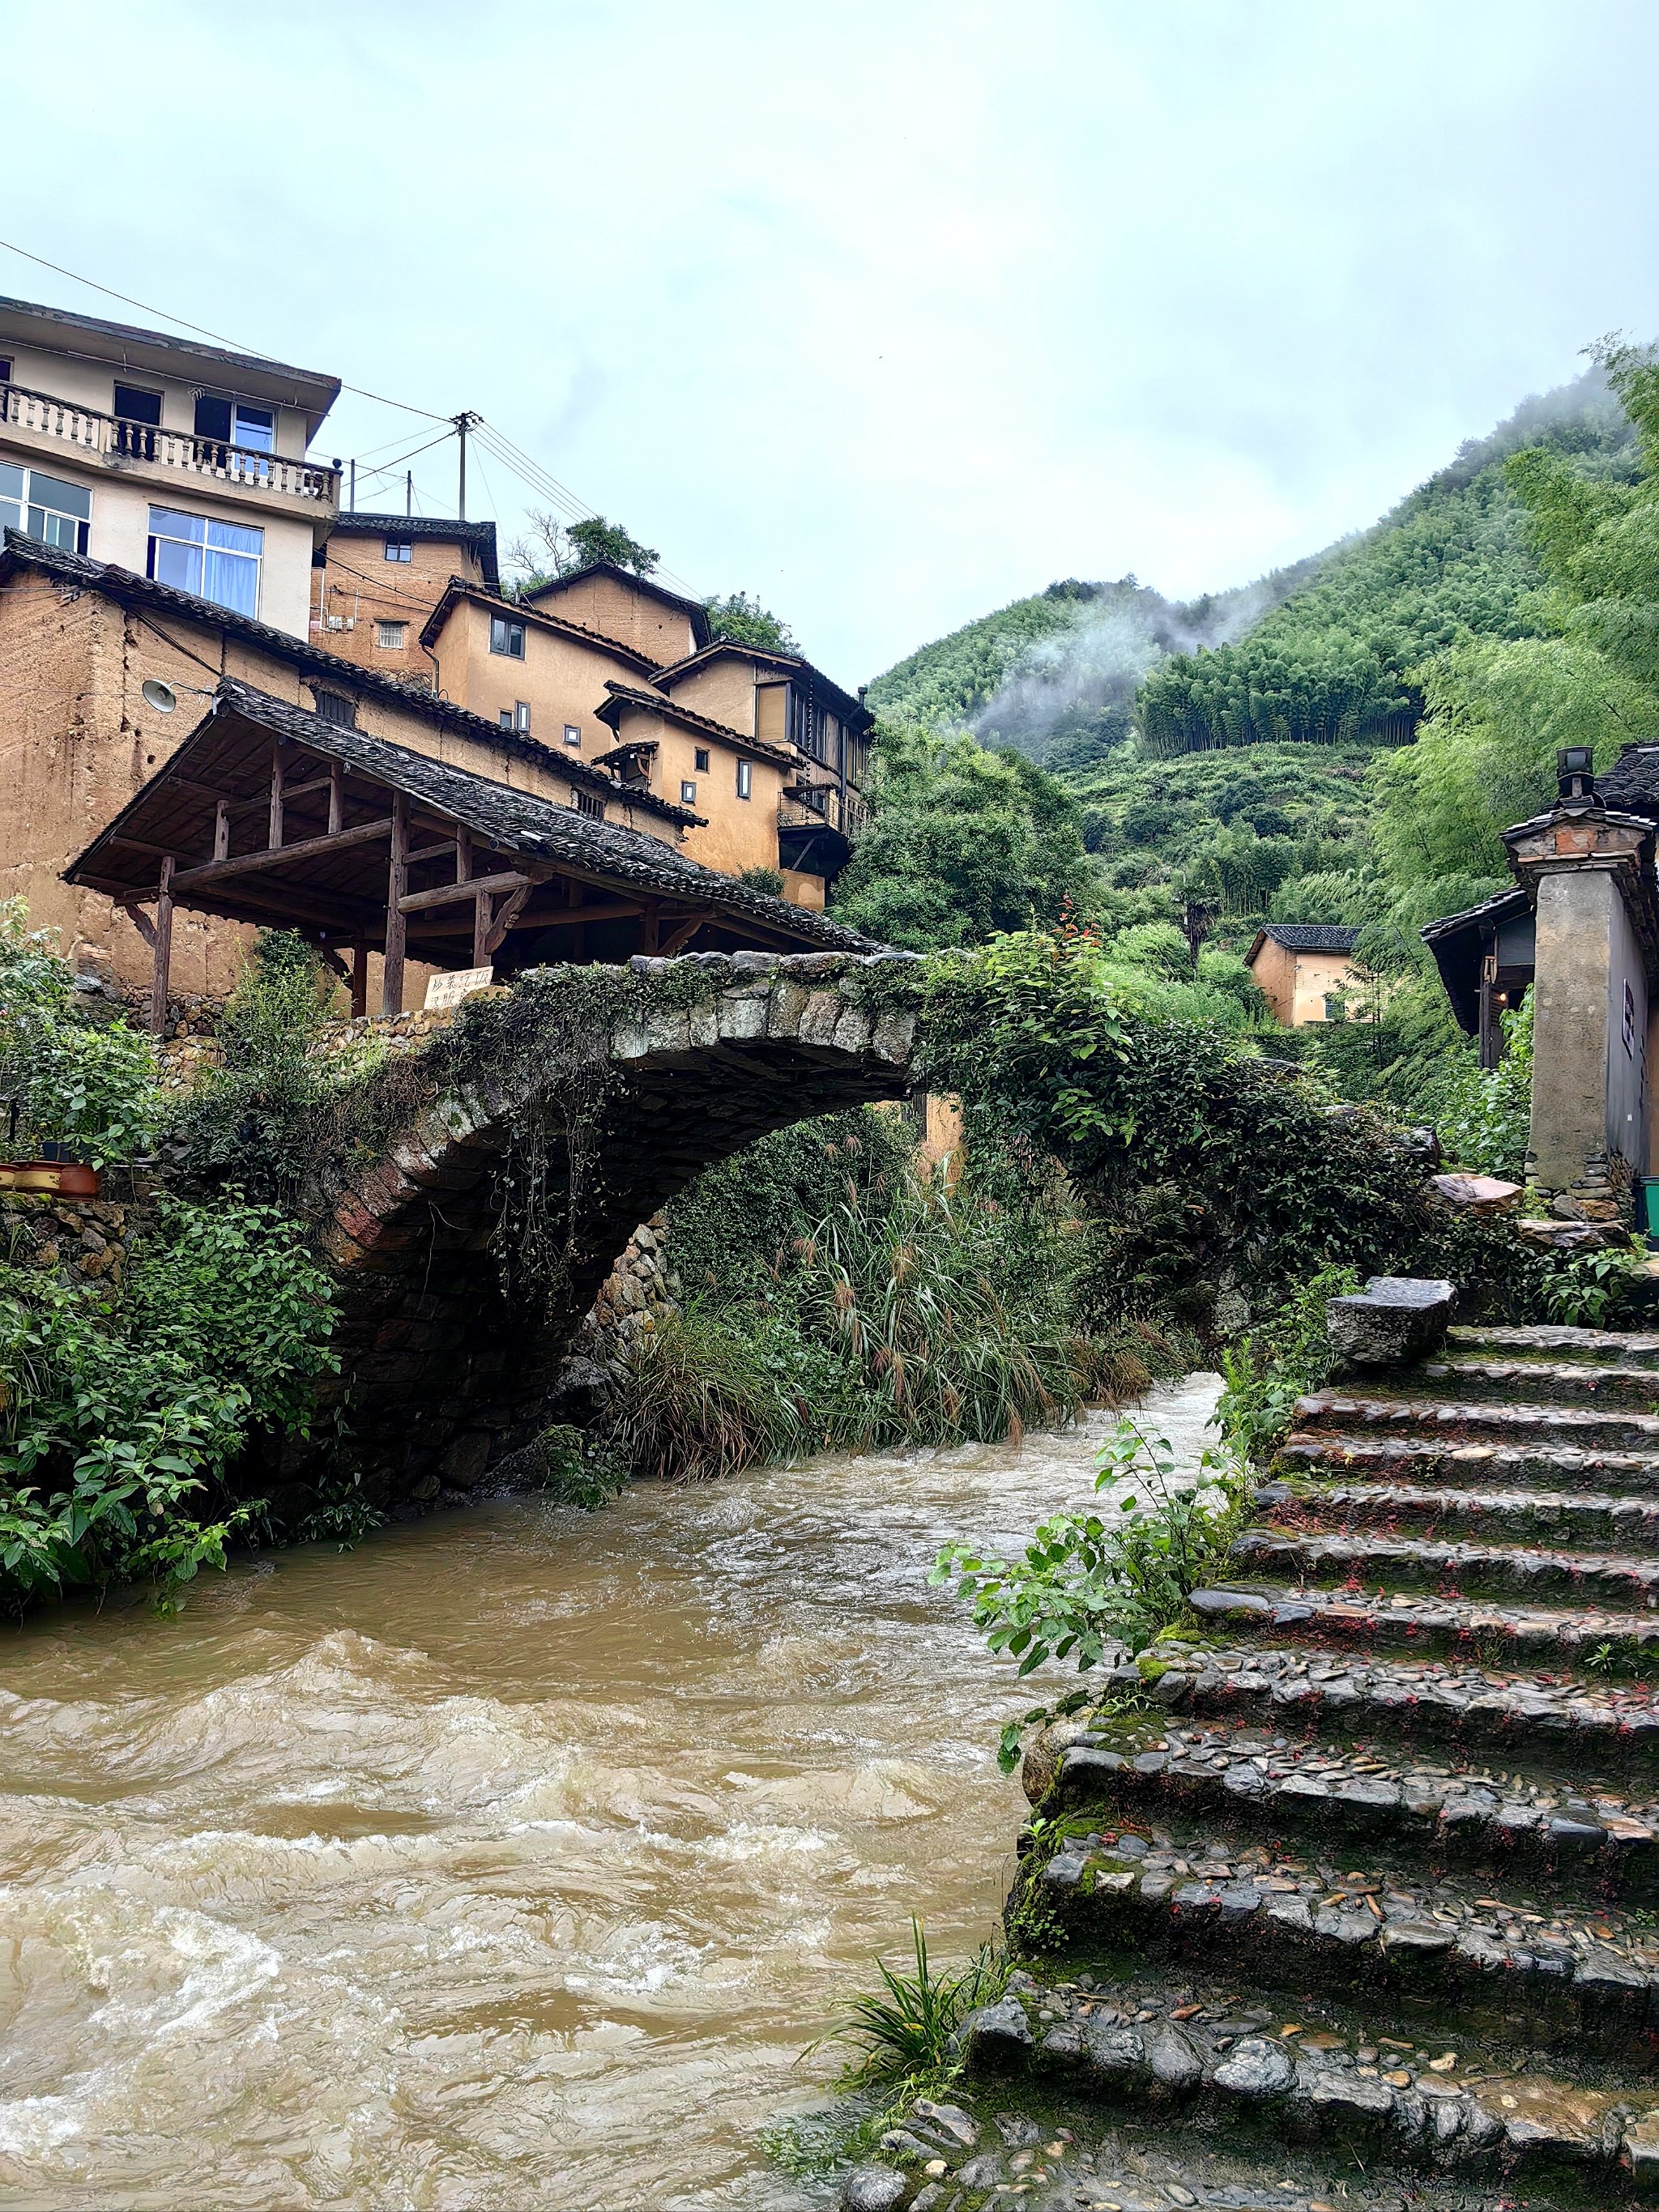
[0,294,879,1006]
[1243,923,1364,1026]
[1426,745,1659,1221]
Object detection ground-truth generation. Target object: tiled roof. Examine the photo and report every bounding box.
[66,678,876,954]
[597,680,798,767]
[1419,885,1531,944]
[0,531,691,831]
[0,292,339,407]
[415,574,663,672]
[1595,748,1659,823]
[522,561,712,646]
[1252,923,1362,955]
[653,639,872,731]
[327,513,499,589]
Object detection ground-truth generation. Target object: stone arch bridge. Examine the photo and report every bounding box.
[291,949,920,1507]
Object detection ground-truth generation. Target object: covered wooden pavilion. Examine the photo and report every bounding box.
[64,678,872,1032]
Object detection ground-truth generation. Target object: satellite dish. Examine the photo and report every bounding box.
[140,679,177,714]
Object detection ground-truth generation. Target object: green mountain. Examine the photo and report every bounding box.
[859,368,1640,926]
[867,368,1635,776]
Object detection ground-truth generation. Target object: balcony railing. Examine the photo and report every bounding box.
[0,381,339,504]
[779,783,868,837]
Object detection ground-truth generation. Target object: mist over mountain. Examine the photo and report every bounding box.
[865,365,1635,775]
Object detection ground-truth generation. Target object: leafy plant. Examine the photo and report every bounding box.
[177,929,334,1199]
[736,864,786,898]
[0,899,161,1166]
[812,1920,1008,2091]
[933,1418,1253,1770]
[1539,1242,1644,1328]
[1217,1262,1361,1465]
[0,1194,337,1611]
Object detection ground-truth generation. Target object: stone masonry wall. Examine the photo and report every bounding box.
[0,1192,134,1289]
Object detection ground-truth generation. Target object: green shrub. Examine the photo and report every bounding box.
[1216,1262,1361,1465]
[736,863,786,898]
[933,1419,1253,1770]
[0,1193,337,1611]
[177,929,333,1199]
[0,900,160,1165]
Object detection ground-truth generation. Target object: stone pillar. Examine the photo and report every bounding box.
[1506,799,1659,1222]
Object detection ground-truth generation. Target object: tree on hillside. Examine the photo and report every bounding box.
[830,727,1092,950]
[702,590,799,653]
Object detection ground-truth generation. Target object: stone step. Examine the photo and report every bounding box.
[1448,1321,1659,1370]
[1277,1430,1659,1495]
[1292,1389,1659,1451]
[1260,1476,1659,1551]
[1186,1582,1659,1670]
[1040,1717,1659,1898]
[1027,1646,1659,1788]
[953,1973,1659,2197]
[1230,1526,1659,1607]
[1375,1356,1659,1410]
[1019,1829,1659,2060]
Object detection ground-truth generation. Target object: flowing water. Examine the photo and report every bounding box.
[0,1379,1221,2212]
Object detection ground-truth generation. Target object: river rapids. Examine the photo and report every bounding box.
[0,1378,1221,2211]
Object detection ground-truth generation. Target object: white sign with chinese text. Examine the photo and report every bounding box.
[424,966,496,1012]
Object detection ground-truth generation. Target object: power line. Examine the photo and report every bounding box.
[0,236,449,420]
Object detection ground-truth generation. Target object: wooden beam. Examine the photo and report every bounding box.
[149,856,173,1039]
[658,910,715,957]
[405,837,461,869]
[318,944,351,985]
[399,869,534,915]
[456,827,473,885]
[170,816,393,892]
[638,897,662,955]
[268,743,285,850]
[213,799,231,861]
[484,881,533,955]
[522,897,645,927]
[328,761,344,836]
[382,793,408,1017]
[118,900,157,950]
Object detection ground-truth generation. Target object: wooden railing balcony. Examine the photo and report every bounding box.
[0,381,339,505]
[779,783,868,837]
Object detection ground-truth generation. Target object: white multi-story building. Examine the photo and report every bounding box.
[0,296,339,637]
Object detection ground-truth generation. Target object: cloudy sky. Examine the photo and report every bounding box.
[5,0,1655,681]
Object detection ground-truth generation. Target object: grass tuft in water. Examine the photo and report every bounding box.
[811,1918,1009,2091]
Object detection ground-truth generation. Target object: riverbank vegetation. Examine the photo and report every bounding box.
[850,345,1659,1159]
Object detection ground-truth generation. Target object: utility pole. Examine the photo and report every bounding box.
[452,411,480,519]
[406,468,412,518]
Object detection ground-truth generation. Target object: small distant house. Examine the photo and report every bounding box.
[1243,923,1363,1026]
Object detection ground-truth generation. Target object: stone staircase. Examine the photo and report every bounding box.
[843,1315,1659,2210]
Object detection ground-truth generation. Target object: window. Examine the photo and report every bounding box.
[573,790,604,820]
[312,689,357,728]
[147,506,262,616]
[384,539,412,564]
[736,760,753,800]
[0,359,11,381]
[693,747,710,772]
[563,723,582,748]
[1,465,91,554]
[113,384,162,460]
[680,779,697,805]
[193,394,275,451]
[499,710,514,729]
[514,701,531,732]
[489,615,525,658]
[377,620,407,650]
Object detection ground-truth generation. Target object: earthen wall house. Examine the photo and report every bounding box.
[1244,923,1364,1026]
[0,540,696,1000]
[597,691,794,885]
[309,516,497,681]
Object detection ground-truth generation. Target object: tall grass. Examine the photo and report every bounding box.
[604,1306,800,1481]
[812,1920,1008,2090]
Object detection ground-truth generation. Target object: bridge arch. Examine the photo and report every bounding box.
[296,950,920,1505]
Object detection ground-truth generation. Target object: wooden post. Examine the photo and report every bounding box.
[213,799,230,861]
[472,891,493,969]
[456,827,472,884]
[639,897,662,955]
[328,761,344,836]
[150,855,174,1038]
[381,793,408,1017]
[1478,948,1499,1072]
[351,937,369,1020]
[268,743,285,850]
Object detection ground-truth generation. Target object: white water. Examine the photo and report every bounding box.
[0,1379,1222,2211]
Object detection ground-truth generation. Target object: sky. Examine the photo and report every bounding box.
[5,0,1657,684]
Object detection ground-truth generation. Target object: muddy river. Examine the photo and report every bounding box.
[0,1379,1221,2211]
